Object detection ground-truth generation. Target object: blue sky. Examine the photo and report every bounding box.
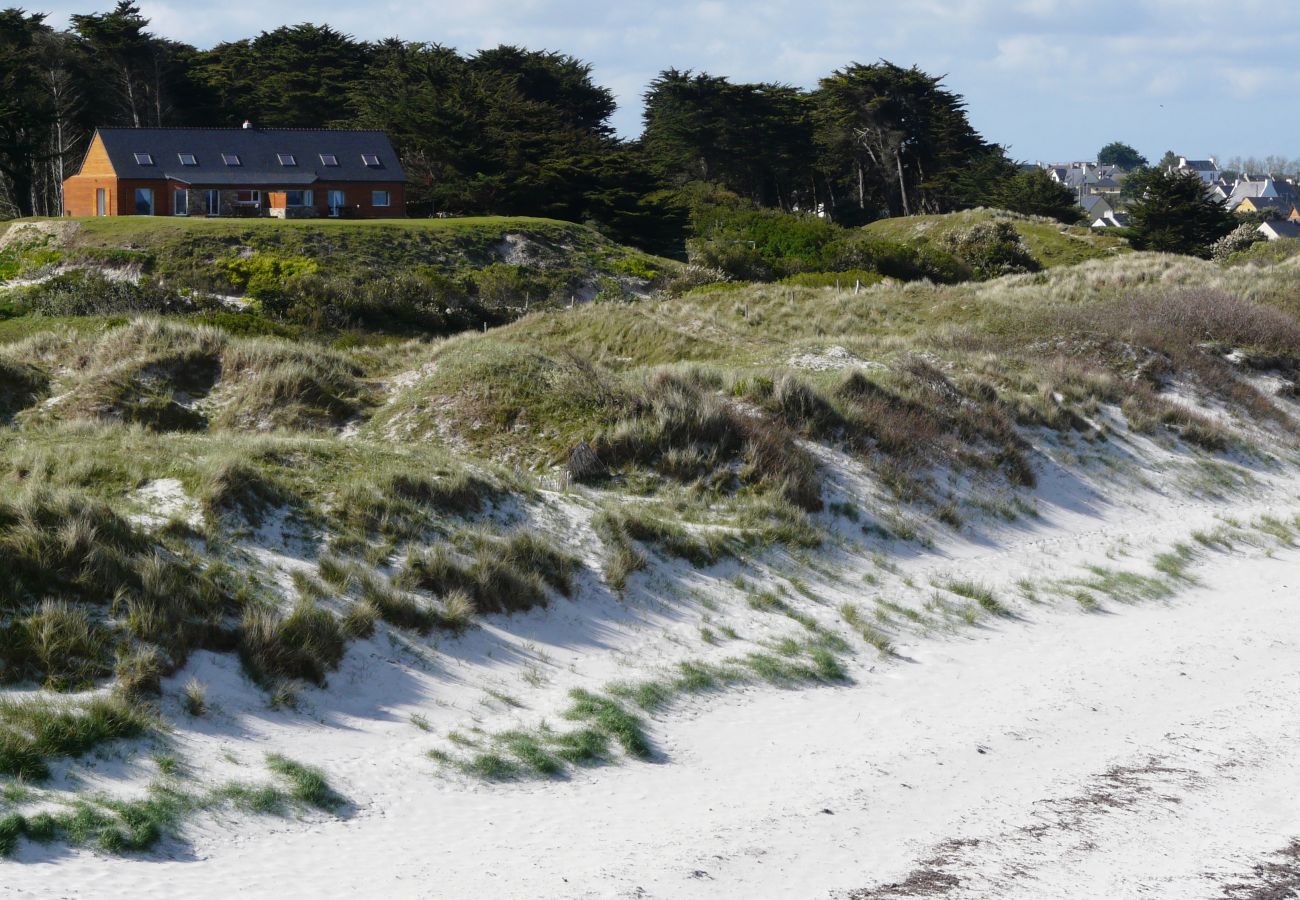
[34,0,1300,162]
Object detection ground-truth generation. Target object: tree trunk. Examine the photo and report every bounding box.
[896,151,911,217]
[122,63,140,127]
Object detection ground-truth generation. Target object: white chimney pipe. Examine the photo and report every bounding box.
[242,120,253,130]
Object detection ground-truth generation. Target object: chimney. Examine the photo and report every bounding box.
[242,120,253,130]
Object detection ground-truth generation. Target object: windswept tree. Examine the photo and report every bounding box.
[348,41,675,249]
[641,70,816,210]
[813,61,993,221]
[196,23,371,127]
[1125,168,1235,257]
[70,1,162,126]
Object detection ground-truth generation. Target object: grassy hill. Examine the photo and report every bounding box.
[862,207,1130,269]
[0,216,679,341]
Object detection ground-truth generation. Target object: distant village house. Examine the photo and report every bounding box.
[62,124,406,219]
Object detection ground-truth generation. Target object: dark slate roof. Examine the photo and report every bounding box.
[1076,193,1107,213]
[1260,220,1300,239]
[93,127,405,184]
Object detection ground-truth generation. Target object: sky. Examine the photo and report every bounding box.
[30,0,1300,163]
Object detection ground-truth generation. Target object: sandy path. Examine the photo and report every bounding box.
[7,535,1298,899]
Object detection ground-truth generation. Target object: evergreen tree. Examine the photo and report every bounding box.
[1097,141,1147,171]
[642,70,816,210]
[995,168,1084,223]
[1125,168,1235,257]
[197,24,371,127]
[813,61,993,221]
[0,9,53,216]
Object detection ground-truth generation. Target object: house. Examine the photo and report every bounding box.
[1079,194,1114,223]
[1224,176,1300,212]
[1232,196,1300,220]
[1171,156,1220,184]
[1257,220,1300,241]
[62,124,406,219]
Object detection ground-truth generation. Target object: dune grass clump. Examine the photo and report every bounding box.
[211,340,370,432]
[237,600,347,687]
[0,487,241,687]
[331,466,499,543]
[593,506,729,571]
[357,572,437,633]
[444,635,852,782]
[840,602,895,656]
[940,579,1009,616]
[265,754,344,810]
[0,694,152,780]
[0,752,347,856]
[402,541,554,616]
[582,369,824,511]
[181,678,208,716]
[34,319,224,432]
[497,530,578,595]
[196,456,291,525]
[0,357,48,422]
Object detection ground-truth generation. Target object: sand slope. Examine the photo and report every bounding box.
[7,468,1299,899]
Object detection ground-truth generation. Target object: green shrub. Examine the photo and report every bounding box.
[225,254,319,302]
[939,221,1039,280]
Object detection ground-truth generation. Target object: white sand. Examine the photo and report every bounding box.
[7,437,1300,898]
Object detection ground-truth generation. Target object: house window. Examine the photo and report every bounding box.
[222,153,241,166]
[361,154,381,167]
[320,153,339,167]
[206,189,221,216]
[134,152,153,165]
[235,190,260,206]
[134,188,154,215]
[371,190,391,207]
[173,190,188,216]
[277,153,296,166]
[284,190,313,207]
[178,153,197,166]
[327,189,345,216]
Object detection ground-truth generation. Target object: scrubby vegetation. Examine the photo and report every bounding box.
[2,208,1300,849]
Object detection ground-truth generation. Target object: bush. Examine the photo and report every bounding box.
[778,269,883,289]
[16,271,207,317]
[1212,223,1266,261]
[940,221,1039,280]
[225,254,319,302]
[472,264,556,307]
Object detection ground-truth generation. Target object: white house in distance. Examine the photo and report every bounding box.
[1257,220,1300,241]
[1171,156,1221,184]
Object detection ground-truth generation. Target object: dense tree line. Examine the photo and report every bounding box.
[3,2,1078,254]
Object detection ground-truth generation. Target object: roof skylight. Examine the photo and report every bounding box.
[222,154,241,166]
[134,152,154,165]
[361,153,381,167]
[277,153,296,166]
[178,153,197,166]
[320,153,339,167]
